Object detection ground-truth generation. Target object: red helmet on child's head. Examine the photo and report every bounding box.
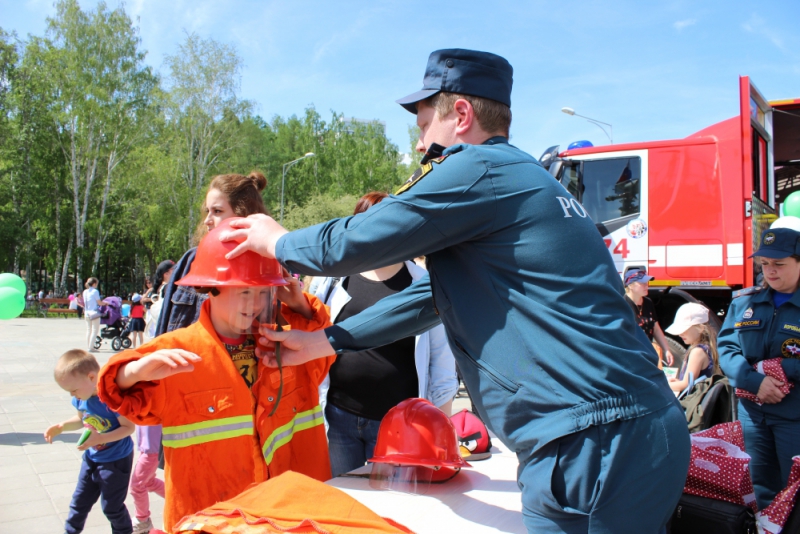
[176,218,288,288]
[369,398,468,491]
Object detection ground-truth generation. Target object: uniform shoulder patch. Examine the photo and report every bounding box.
[732,286,763,299]
[394,155,449,195]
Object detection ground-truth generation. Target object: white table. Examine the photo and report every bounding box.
[326,439,525,533]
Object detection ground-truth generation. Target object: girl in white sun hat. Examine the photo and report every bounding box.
[665,302,720,393]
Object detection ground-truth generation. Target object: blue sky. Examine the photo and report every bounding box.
[3,0,799,159]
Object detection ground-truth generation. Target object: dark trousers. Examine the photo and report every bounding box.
[65,452,133,534]
[739,402,800,509]
[518,402,690,533]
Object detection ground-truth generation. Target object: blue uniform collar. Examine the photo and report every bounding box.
[441,136,511,157]
[483,136,509,146]
[750,285,800,308]
[787,288,800,307]
[751,286,772,304]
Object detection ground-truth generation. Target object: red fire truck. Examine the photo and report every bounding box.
[541,76,800,356]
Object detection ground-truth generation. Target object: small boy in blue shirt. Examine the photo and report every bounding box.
[44,349,135,534]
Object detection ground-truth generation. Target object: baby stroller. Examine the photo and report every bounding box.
[93,296,132,352]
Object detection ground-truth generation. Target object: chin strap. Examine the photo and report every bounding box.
[268,308,283,417]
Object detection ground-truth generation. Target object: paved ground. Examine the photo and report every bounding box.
[0,316,472,533]
[0,317,165,533]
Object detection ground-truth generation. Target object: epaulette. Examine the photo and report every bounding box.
[732,286,763,299]
[394,155,448,195]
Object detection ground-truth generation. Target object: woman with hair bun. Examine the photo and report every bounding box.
[124,171,324,534]
[157,171,289,335]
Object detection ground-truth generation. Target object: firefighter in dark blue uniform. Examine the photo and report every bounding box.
[718,225,800,510]
[222,49,690,533]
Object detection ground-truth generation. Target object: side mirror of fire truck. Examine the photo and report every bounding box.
[538,145,560,170]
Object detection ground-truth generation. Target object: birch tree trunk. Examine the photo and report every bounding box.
[60,236,73,295]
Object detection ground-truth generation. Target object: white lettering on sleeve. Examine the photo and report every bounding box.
[557,197,573,218]
[557,197,589,218]
[570,198,588,218]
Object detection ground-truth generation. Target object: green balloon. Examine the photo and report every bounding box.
[0,287,25,320]
[0,273,26,295]
[784,192,800,218]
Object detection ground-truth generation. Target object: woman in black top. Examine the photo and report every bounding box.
[314,192,458,477]
[624,269,674,367]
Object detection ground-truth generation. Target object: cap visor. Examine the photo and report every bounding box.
[749,249,793,259]
[396,88,440,114]
[665,322,690,336]
[625,274,653,286]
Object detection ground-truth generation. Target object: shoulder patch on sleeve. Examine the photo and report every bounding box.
[732,286,763,299]
[394,155,449,195]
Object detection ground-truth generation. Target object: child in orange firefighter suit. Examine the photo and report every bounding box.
[97,218,335,533]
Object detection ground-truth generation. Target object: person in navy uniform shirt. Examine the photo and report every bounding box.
[719,222,800,510]
[222,48,690,533]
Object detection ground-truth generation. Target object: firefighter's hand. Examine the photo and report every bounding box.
[757,376,786,404]
[257,329,333,368]
[117,350,201,390]
[220,214,287,261]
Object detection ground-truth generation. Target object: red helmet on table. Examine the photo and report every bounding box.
[369,398,469,492]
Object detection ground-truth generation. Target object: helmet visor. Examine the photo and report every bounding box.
[369,463,434,495]
[217,286,279,338]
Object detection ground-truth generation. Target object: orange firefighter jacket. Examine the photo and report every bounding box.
[174,471,414,533]
[98,295,335,533]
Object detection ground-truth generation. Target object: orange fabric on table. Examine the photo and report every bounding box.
[98,294,334,533]
[174,471,414,534]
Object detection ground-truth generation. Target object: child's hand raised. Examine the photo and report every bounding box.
[276,269,313,319]
[118,349,201,389]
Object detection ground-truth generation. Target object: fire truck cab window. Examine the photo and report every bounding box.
[560,165,581,197]
[580,157,641,224]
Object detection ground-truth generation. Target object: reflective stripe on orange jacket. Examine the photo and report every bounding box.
[98,294,334,533]
[174,471,414,534]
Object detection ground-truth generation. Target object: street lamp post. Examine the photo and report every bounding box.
[561,107,613,144]
[280,152,315,225]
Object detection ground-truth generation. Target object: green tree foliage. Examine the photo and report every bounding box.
[21,0,158,291]
[0,2,416,297]
[164,33,253,245]
[282,193,359,232]
[0,30,22,277]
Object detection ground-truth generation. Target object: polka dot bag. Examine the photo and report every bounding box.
[756,456,800,534]
[684,436,758,513]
